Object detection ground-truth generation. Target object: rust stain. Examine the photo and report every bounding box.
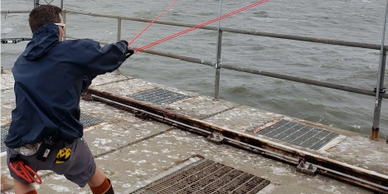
[1,120,12,126]
[84,123,105,131]
[254,118,283,133]
[298,119,326,129]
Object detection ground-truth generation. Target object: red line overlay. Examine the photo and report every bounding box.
[128,0,179,46]
[135,0,270,52]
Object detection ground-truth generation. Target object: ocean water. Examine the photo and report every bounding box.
[1,0,387,138]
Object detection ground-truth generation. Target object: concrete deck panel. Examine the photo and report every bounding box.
[1,89,14,123]
[90,77,199,98]
[1,69,14,91]
[81,101,172,156]
[203,105,284,133]
[6,128,373,194]
[88,70,131,86]
[165,96,240,119]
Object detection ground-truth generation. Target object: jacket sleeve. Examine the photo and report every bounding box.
[64,39,130,75]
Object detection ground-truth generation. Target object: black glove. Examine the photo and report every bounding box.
[119,40,134,59]
[125,49,134,58]
[119,40,128,46]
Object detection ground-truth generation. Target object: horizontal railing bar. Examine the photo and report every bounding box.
[64,9,124,19]
[219,27,383,50]
[140,50,215,67]
[64,9,384,50]
[66,34,387,99]
[220,63,388,98]
[1,10,30,14]
[64,9,222,29]
[2,9,385,50]
[65,35,216,67]
[137,50,385,100]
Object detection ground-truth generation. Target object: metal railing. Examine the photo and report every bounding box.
[1,8,387,139]
[63,9,388,140]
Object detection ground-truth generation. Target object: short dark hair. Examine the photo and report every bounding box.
[29,5,62,32]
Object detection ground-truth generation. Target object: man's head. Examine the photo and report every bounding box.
[29,5,64,40]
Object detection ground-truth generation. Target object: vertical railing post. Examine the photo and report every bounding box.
[215,31,222,100]
[63,10,67,40]
[371,0,388,141]
[33,0,39,8]
[60,0,63,9]
[214,0,223,100]
[117,18,122,42]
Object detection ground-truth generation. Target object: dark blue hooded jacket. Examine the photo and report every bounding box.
[4,23,129,148]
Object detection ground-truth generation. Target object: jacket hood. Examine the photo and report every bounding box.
[23,23,60,60]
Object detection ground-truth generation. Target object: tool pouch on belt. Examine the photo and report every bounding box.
[36,126,61,162]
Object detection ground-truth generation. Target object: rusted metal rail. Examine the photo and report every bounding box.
[85,88,388,194]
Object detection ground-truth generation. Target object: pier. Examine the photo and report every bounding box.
[1,68,387,193]
[2,1,388,193]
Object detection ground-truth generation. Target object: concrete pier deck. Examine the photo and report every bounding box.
[1,69,387,194]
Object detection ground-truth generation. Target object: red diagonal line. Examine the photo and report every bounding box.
[135,0,270,52]
[128,0,179,46]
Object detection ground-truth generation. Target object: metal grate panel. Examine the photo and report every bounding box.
[128,88,189,105]
[130,158,270,194]
[1,113,103,152]
[259,119,339,150]
[79,113,104,128]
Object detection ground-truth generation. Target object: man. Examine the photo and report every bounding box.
[4,4,133,194]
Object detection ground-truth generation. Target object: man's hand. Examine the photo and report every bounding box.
[126,49,134,58]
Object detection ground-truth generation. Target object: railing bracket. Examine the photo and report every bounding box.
[373,87,386,94]
[207,132,224,144]
[296,161,317,176]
